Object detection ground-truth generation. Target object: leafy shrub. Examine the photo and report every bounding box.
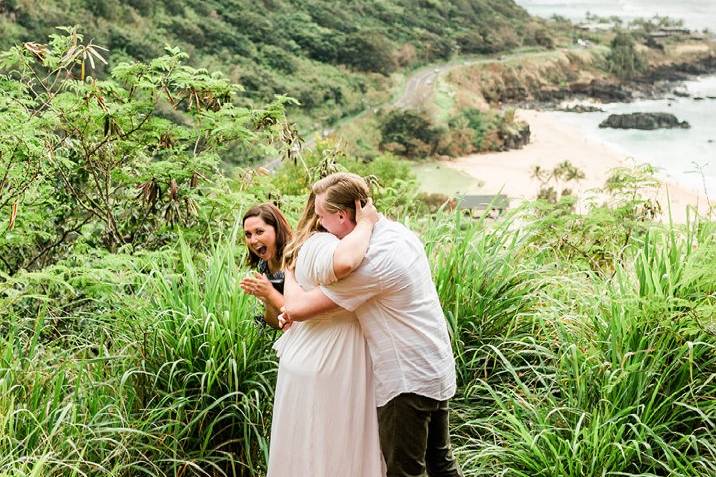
[455,31,490,54]
[606,30,648,79]
[459,108,491,150]
[439,108,530,157]
[379,110,442,157]
[0,29,293,273]
[532,27,556,49]
[338,31,397,75]
[260,45,297,73]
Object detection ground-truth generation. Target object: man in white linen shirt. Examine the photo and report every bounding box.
[281,172,462,477]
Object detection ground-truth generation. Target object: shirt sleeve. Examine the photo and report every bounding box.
[319,256,384,312]
[297,232,339,286]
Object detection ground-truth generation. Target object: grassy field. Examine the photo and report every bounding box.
[2,194,714,476]
[411,161,484,195]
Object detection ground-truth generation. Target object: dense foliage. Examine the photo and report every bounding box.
[2,160,715,475]
[606,31,648,79]
[0,0,536,126]
[379,110,442,157]
[378,108,531,158]
[0,29,298,274]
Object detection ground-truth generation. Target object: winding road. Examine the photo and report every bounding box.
[264,48,590,170]
[393,66,445,109]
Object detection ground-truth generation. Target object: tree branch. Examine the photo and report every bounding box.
[23,215,93,270]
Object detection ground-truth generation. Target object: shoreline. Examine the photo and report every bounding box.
[440,109,712,223]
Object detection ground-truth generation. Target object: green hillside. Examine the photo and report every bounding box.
[0,0,542,126]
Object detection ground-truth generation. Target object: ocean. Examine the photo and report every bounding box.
[515,0,716,32]
[515,0,716,197]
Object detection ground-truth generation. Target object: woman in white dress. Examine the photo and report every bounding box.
[266,193,384,477]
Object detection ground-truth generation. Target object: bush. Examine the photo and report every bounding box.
[438,109,530,157]
[607,31,648,79]
[0,30,292,273]
[260,45,297,73]
[455,31,489,54]
[378,110,441,157]
[338,31,397,75]
[533,28,555,49]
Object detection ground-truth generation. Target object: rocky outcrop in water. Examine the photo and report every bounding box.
[599,112,690,130]
[558,104,605,113]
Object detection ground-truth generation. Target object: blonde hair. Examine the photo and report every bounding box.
[311,172,370,221]
[282,193,323,271]
[282,173,371,270]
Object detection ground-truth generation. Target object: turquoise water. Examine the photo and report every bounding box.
[548,76,716,196]
[515,1,716,197]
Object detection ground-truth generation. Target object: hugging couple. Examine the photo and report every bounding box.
[240,172,462,477]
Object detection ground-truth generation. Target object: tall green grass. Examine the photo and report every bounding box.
[138,226,277,476]
[421,211,545,387]
[0,228,278,476]
[0,255,168,476]
[449,214,716,476]
[1,209,714,476]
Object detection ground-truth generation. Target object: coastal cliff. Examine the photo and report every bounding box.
[448,39,716,108]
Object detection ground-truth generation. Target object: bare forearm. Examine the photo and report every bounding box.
[265,288,284,311]
[260,289,283,329]
[283,276,314,321]
[284,296,337,321]
[263,303,281,329]
[284,271,337,321]
[333,220,373,280]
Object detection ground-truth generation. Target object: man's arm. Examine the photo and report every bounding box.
[332,199,379,280]
[283,269,340,322]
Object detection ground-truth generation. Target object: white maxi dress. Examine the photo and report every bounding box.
[266,232,384,477]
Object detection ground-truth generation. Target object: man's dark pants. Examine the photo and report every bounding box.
[377,393,463,477]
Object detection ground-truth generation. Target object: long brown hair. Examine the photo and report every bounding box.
[282,193,325,271]
[242,203,293,269]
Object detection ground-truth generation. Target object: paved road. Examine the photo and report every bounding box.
[393,66,446,109]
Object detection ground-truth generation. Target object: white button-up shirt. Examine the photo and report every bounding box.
[320,217,457,407]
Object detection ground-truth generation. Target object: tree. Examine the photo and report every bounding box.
[0,28,294,273]
[531,160,585,204]
[607,31,647,79]
[379,110,441,157]
[338,31,397,75]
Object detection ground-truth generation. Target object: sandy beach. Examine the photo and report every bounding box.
[442,109,712,223]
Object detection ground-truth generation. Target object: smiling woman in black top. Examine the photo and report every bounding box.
[240,203,292,329]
